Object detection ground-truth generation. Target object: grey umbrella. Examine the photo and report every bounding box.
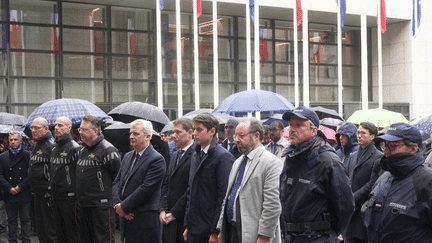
[183,109,238,124]
[0,112,27,126]
[108,102,170,132]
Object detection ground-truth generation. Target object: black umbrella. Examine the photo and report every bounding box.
[0,112,27,126]
[108,102,170,132]
[311,106,344,121]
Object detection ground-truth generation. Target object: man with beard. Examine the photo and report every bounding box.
[265,121,289,160]
[50,116,81,243]
[217,118,283,243]
[77,115,120,243]
[28,117,57,243]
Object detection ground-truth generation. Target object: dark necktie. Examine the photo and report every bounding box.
[200,150,205,159]
[272,142,278,154]
[129,152,140,174]
[229,142,235,153]
[226,156,248,222]
[176,150,185,166]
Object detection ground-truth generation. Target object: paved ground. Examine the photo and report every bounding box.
[0,229,122,242]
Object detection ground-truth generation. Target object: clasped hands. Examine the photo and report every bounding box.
[114,203,134,220]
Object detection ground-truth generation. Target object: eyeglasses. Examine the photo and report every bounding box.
[381,141,405,151]
[234,132,252,140]
[30,126,43,130]
[78,127,94,133]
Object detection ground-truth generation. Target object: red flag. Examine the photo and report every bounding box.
[260,29,268,67]
[296,0,302,26]
[10,10,20,56]
[128,20,136,60]
[52,13,60,57]
[381,0,386,33]
[192,0,202,18]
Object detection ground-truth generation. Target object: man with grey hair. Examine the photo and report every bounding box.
[217,118,283,243]
[183,113,234,243]
[77,114,120,243]
[50,116,81,243]
[113,119,166,243]
[0,131,32,243]
[29,117,57,243]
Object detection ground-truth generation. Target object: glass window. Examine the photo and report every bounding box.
[219,83,237,101]
[309,65,338,84]
[10,79,56,103]
[63,3,106,27]
[63,54,106,78]
[275,41,291,62]
[309,44,337,64]
[112,80,156,103]
[343,46,360,65]
[199,82,213,107]
[309,24,337,44]
[163,82,178,106]
[275,64,293,84]
[8,26,55,51]
[309,85,338,102]
[63,28,108,53]
[10,1,57,25]
[63,80,106,103]
[9,52,59,77]
[343,66,361,102]
[275,20,294,41]
[112,31,154,56]
[112,56,154,80]
[111,7,153,31]
[218,61,235,81]
[260,63,273,83]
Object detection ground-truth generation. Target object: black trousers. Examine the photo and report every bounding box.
[163,218,185,243]
[33,192,57,243]
[79,206,115,243]
[52,199,79,243]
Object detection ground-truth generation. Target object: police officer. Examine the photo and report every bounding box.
[280,106,354,242]
[362,123,432,242]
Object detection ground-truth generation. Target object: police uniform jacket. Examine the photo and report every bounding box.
[362,152,432,243]
[50,133,81,201]
[28,131,55,194]
[280,136,354,241]
[0,147,31,203]
[76,134,120,207]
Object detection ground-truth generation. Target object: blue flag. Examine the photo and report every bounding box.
[2,10,7,60]
[250,0,254,22]
[160,0,165,11]
[417,0,421,27]
[340,0,346,28]
[412,0,416,35]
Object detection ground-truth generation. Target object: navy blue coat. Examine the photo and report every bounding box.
[280,136,355,242]
[344,143,383,241]
[184,138,234,243]
[336,123,359,165]
[362,152,432,243]
[0,147,31,203]
[221,139,242,159]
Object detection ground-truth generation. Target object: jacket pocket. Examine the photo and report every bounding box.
[97,171,104,191]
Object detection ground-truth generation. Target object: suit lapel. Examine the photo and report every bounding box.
[241,146,264,187]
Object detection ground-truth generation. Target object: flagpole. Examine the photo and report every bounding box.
[176,0,183,117]
[127,19,132,102]
[302,1,309,107]
[213,0,219,108]
[246,0,252,92]
[193,0,200,110]
[20,11,27,116]
[378,0,383,109]
[294,0,299,107]
[361,13,368,110]
[254,0,260,120]
[156,0,163,110]
[337,1,343,117]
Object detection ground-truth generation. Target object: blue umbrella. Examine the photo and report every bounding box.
[23,98,111,129]
[262,114,288,127]
[410,114,432,141]
[213,89,295,115]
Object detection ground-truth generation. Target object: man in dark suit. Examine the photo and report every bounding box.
[344,122,383,243]
[183,113,234,243]
[0,132,32,243]
[113,119,166,243]
[221,119,241,159]
[160,117,195,243]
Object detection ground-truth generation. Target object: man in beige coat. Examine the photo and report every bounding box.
[217,118,282,243]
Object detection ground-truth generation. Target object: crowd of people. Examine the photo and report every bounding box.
[0,106,432,243]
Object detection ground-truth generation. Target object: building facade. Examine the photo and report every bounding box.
[0,0,430,120]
